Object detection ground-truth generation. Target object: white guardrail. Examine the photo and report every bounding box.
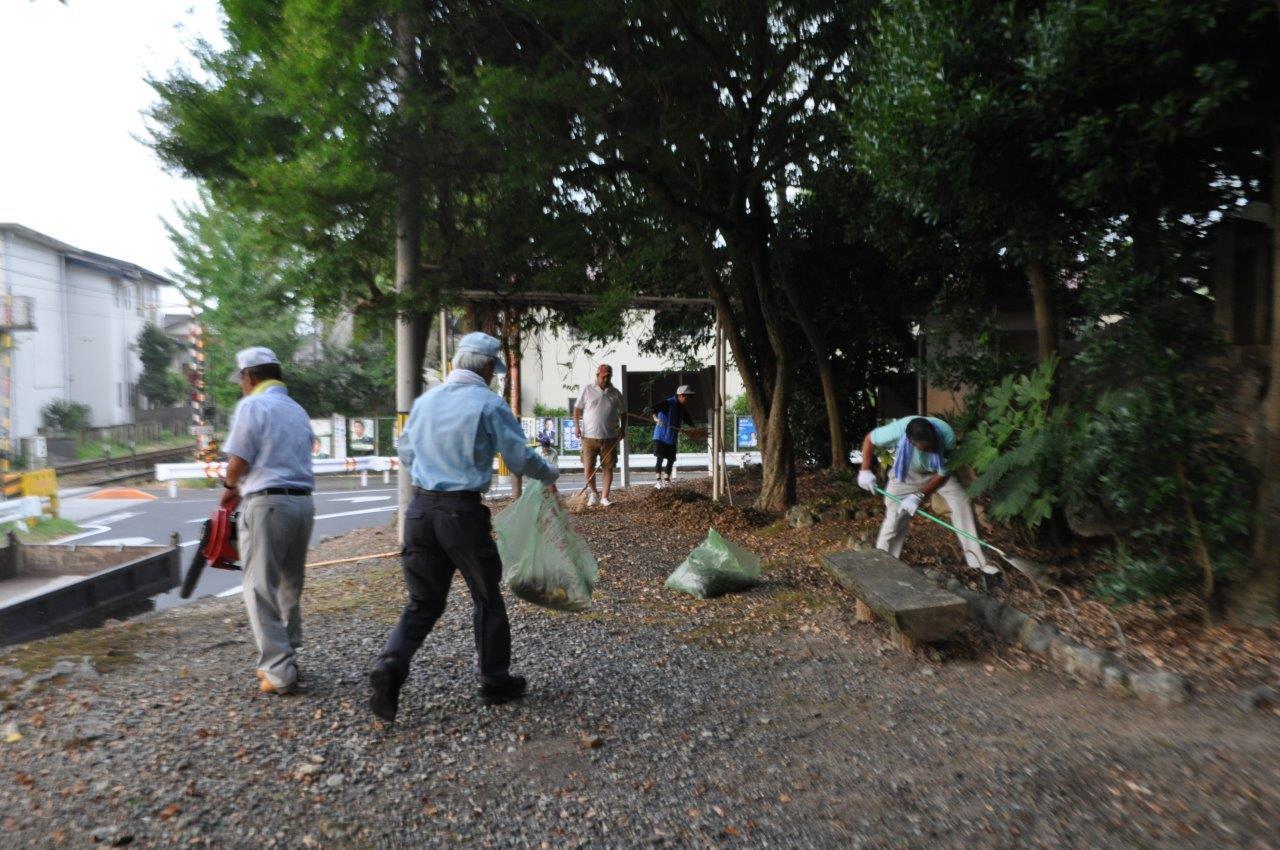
[155,452,757,482]
[0,496,44,526]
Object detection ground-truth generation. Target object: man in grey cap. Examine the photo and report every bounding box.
[221,347,316,694]
[369,332,559,721]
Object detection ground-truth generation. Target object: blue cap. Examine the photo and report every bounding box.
[454,331,507,375]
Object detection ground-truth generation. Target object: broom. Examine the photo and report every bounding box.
[566,466,600,512]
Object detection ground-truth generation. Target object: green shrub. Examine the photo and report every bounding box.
[955,356,1078,530]
[1093,548,1190,604]
[40,399,92,433]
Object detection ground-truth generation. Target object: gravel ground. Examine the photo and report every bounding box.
[1,483,1278,849]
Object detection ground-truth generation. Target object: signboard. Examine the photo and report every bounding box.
[349,418,376,454]
[310,418,333,459]
[189,425,214,438]
[332,415,347,460]
[561,418,581,452]
[735,416,758,450]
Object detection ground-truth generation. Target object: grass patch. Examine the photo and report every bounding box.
[0,516,82,543]
[74,434,191,461]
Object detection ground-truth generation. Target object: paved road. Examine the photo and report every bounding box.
[53,471,675,609]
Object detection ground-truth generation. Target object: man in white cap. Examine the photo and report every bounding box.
[369,332,560,722]
[220,347,316,694]
[651,385,695,489]
[573,364,624,507]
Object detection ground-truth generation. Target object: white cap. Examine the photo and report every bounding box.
[676,384,695,396]
[228,346,281,382]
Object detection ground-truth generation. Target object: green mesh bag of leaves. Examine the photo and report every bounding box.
[665,529,761,599]
[495,480,598,612]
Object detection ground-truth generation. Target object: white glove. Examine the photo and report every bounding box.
[901,494,922,516]
[857,470,877,493]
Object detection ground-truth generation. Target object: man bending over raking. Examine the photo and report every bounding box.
[857,416,997,575]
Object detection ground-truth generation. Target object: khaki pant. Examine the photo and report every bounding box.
[581,437,619,473]
[238,494,315,689]
[875,471,989,571]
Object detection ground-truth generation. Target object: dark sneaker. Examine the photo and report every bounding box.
[369,662,403,722]
[479,674,527,706]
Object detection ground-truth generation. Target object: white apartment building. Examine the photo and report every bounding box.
[0,223,169,442]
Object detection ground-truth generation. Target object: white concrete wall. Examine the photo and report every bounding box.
[3,232,69,440]
[515,310,745,416]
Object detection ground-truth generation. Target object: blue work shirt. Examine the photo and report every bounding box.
[399,375,559,492]
[223,383,316,495]
[652,396,690,445]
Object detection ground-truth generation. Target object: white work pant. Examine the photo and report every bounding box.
[875,471,990,571]
[239,493,315,689]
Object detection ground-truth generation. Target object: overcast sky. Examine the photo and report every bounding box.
[0,0,225,299]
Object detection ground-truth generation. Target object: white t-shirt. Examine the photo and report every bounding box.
[575,383,624,439]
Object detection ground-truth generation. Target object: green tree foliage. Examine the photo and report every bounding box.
[136,323,182,407]
[481,0,869,508]
[165,194,303,412]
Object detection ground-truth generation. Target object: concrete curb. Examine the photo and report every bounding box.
[921,568,1191,706]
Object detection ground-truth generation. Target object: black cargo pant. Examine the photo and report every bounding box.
[377,490,511,683]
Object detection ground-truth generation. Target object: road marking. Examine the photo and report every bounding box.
[216,585,243,598]
[91,512,141,524]
[51,524,112,544]
[179,540,201,548]
[86,488,157,501]
[312,504,396,517]
[327,495,391,504]
[89,537,155,546]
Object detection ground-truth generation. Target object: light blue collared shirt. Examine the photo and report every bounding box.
[869,416,956,476]
[399,372,559,491]
[223,385,316,495]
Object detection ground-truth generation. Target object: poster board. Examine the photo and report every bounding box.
[349,417,376,454]
[735,416,758,450]
[561,418,581,452]
[310,418,333,458]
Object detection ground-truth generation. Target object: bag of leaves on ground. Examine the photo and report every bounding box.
[495,480,598,612]
[665,528,762,599]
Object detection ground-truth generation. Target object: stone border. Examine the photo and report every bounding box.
[921,568,1191,706]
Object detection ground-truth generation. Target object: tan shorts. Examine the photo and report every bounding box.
[581,437,619,472]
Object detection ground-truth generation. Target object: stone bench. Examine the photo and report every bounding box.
[820,548,967,650]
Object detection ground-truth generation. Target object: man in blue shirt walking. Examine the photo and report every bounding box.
[652,385,694,489]
[370,332,560,721]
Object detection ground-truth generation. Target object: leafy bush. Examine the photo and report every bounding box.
[1093,548,1191,604]
[41,399,92,432]
[955,356,1078,530]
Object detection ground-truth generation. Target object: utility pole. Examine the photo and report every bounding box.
[393,9,426,542]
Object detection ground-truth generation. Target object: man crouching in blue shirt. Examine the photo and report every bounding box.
[369,332,560,721]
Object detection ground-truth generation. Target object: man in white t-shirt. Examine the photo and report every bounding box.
[573,364,624,507]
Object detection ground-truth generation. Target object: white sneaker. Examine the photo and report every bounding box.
[600,497,612,508]
[587,491,599,507]
[654,480,665,490]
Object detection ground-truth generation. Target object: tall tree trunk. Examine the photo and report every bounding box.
[1230,136,1280,625]
[768,186,847,469]
[1027,257,1057,364]
[687,228,795,511]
